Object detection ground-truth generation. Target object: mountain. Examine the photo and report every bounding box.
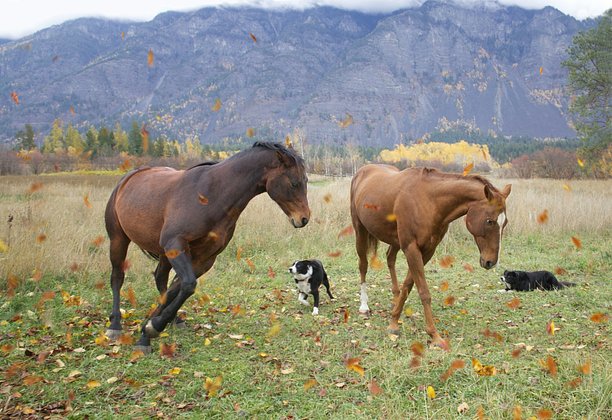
[0,1,595,148]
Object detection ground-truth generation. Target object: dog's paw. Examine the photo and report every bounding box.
[311,307,319,316]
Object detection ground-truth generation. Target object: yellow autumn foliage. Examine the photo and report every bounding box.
[379,140,493,166]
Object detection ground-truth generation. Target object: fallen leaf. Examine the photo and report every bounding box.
[23,375,44,386]
[472,358,496,376]
[537,408,553,419]
[457,402,469,414]
[338,225,354,238]
[512,405,522,420]
[546,320,555,336]
[168,367,181,375]
[540,355,557,377]
[86,380,101,389]
[160,342,176,358]
[368,379,383,396]
[236,246,242,261]
[245,258,256,273]
[590,312,608,323]
[439,256,455,268]
[426,385,436,399]
[506,297,521,309]
[323,193,332,203]
[304,379,317,391]
[537,209,549,224]
[126,286,137,307]
[267,266,276,278]
[463,263,474,272]
[577,359,591,375]
[444,295,455,306]
[204,376,223,397]
[328,251,342,258]
[410,342,425,357]
[345,357,365,377]
[440,281,449,292]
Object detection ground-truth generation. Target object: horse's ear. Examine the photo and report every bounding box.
[501,184,512,198]
[276,150,293,167]
[484,184,494,201]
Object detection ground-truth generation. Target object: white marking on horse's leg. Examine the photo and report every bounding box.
[359,283,369,313]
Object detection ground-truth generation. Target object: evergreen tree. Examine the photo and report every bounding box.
[14,124,36,151]
[562,9,612,176]
[98,126,114,156]
[64,124,85,155]
[128,121,143,156]
[85,126,99,158]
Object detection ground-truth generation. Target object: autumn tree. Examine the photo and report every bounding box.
[42,119,65,153]
[562,9,612,177]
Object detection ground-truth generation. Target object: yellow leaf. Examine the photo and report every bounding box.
[147,49,154,67]
[303,378,317,391]
[426,385,436,399]
[211,98,222,112]
[0,239,8,253]
[571,236,582,249]
[169,367,181,375]
[86,380,101,389]
[369,254,384,270]
[386,213,397,222]
[204,338,211,346]
[546,320,555,335]
[577,158,584,167]
[472,358,496,376]
[267,322,281,338]
[345,357,365,376]
[204,375,223,397]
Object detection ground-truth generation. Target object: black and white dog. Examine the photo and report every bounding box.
[288,260,334,315]
[501,270,575,291]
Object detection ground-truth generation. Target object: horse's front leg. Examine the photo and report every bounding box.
[386,245,400,306]
[395,243,445,347]
[135,250,199,352]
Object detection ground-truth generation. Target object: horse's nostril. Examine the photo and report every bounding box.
[301,217,309,226]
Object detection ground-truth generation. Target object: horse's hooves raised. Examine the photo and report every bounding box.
[105,329,122,340]
[144,320,161,338]
[133,344,152,355]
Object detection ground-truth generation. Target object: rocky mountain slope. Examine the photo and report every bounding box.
[0,1,594,147]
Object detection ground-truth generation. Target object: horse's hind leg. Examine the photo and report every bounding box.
[354,224,370,314]
[105,233,130,340]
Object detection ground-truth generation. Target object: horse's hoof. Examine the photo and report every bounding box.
[105,329,122,340]
[133,344,152,355]
[173,320,187,329]
[144,320,161,338]
[387,328,401,336]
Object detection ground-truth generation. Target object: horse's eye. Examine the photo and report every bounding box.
[486,219,496,226]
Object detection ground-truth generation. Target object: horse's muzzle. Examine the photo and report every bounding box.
[480,258,496,270]
[291,216,309,228]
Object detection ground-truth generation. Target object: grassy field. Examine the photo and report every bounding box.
[0,173,610,419]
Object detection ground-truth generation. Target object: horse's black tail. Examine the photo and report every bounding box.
[140,249,161,261]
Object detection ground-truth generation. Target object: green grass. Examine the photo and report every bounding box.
[1,232,610,419]
[0,176,610,419]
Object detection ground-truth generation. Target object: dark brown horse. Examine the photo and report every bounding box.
[104,142,310,352]
[350,165,511,347]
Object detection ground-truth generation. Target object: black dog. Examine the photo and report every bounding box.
[501,270,575,291]
[288,260,334,315]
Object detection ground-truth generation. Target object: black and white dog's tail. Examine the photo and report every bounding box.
[558,281,576,288]
[322,270,334,300]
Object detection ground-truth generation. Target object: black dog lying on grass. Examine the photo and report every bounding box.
[501,270,575,291]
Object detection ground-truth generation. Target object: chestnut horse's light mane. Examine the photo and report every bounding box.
[421,167,500,193]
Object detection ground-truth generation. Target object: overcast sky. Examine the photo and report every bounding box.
[1,0,608,39]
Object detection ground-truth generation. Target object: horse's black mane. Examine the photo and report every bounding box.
[187,161,219,170]
[252,141,304,166]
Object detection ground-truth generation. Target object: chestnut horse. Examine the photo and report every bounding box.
[350,165,511,347]
[104,142,310,352]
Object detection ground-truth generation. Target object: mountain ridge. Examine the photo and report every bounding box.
[0,1,596,147]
